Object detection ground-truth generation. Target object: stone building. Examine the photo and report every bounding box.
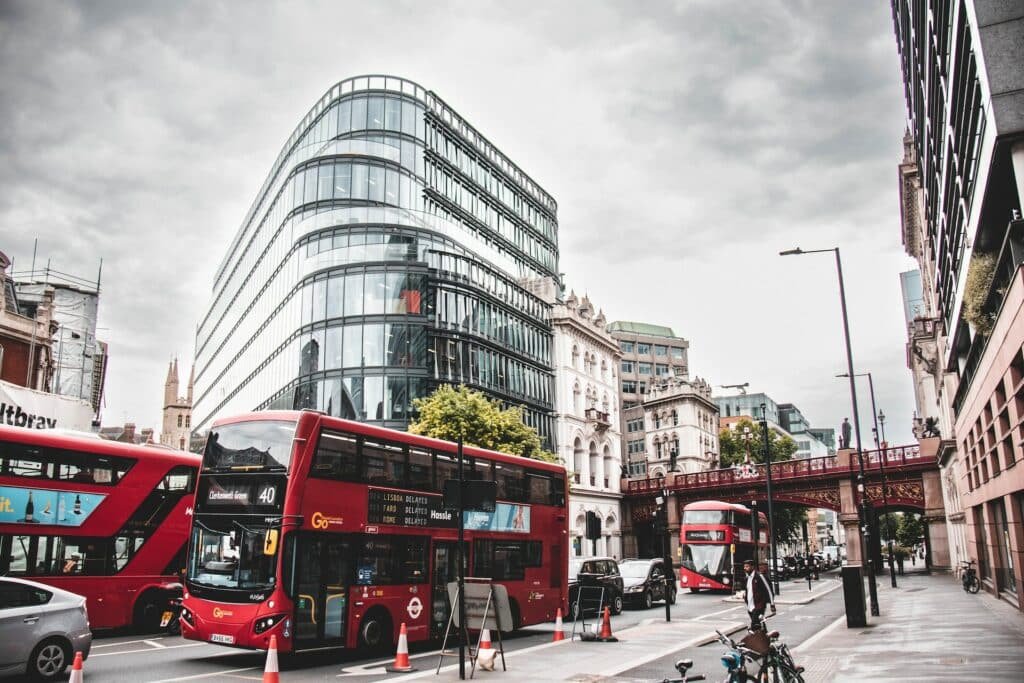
[550,288,623,559]
[642,376,719,477]
[161,359,194,451]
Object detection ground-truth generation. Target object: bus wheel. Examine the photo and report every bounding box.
[358,609,393,654]
[133,592,163,632]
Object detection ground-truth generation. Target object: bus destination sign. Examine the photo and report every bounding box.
[367,489,456,528]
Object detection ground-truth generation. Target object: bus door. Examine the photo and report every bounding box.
[294,534,352,647]
[430,541,465,638]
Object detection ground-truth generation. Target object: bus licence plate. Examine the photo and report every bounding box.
[210,634,235,644]
[160,611,173,627]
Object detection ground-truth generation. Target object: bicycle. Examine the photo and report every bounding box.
[960,560,980,594]
[722,618,805,683]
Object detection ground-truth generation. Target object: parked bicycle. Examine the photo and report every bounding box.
[716,623,805,683]
[960,560,980,594]
[660,658,705,683]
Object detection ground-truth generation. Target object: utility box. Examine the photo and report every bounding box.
[841,564,867,627]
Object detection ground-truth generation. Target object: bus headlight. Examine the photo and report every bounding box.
[254,614,287,634]
[723,576,731,585]
[180,606,194,626]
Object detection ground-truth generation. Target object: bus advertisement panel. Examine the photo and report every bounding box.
[678,500,768,593]
[0,424,199,629]
[181,410,568,655]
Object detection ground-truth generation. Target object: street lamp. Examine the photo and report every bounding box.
[836,372,897,588]
[781,245,879,616]
[760,403,781,595]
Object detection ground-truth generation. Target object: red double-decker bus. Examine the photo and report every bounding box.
[677,500,768,593]
[0,424,199,629]
[181,410,568,654]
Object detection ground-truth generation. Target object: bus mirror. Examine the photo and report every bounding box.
[263,529,279,556]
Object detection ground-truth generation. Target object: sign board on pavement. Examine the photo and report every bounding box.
[446,579,512,632]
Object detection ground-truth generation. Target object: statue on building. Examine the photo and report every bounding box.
[840,417,852,449]
[922,416,940,438]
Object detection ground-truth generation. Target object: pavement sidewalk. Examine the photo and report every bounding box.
[722,575,843,605]
[793,571,1024,681]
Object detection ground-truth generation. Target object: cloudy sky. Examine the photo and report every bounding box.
[0,0,917,447]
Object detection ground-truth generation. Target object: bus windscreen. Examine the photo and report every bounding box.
[202,420,296,472]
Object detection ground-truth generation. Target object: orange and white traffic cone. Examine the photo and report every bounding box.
[68,652,84,683]
[386,622,417,673]
[476,628,497,671]
[552,608,566,642]
[598,606,618,642]
[263,635,280,683]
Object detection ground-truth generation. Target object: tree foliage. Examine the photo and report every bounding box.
[897,513,925,548]
[409,384,557,462]
[718,418,799,467]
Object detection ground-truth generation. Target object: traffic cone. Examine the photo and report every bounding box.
[476,628,497,671]
[598,606,618,642]
[386,622,417,673]
[263,635,280,683]
[552,608,566,641]
[68,652,83,683]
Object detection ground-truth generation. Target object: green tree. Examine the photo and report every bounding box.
[718,418,805,543]
[897,513,925,548]
[409,384,557,462]
[718,418,799,468]
[880,513,899,542]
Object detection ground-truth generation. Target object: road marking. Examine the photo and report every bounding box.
[694,604,745,620]
[792,613,845,653]
[149,666,260,682]
[144,639,168,649]
[93,637,169,649]
[91,642,205,657]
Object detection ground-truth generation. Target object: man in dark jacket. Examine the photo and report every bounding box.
[743,559,775,630]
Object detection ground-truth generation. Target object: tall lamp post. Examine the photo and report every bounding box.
[836,372,897,588]
[780,246,879,616]
[760,403,781,595]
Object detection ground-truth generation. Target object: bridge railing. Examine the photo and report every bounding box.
[625,444,926,494]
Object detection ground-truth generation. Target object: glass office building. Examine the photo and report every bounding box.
[192,76,558,445]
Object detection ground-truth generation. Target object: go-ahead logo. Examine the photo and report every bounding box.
[212,607,234,619]
[311,511,343,529]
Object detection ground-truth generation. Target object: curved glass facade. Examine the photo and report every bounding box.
[193,75,558,445]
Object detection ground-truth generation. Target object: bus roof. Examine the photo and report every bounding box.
[682,500,753,513]
[0,423,201,466]
[210,410,567,475]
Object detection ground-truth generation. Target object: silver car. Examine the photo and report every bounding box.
[0,577,92,680]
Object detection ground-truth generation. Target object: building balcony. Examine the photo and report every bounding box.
[584,407,611,431]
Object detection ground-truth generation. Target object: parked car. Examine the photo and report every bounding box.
[767,558,789,582]
[567,557,624,619]
[619,558,677,609]
[0,577,92,680]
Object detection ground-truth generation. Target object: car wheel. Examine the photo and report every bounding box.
[669,587,677,605]
[357,609,393,655]
[28,638,70,681]
[611,594,623,615]
[642,590,653,609]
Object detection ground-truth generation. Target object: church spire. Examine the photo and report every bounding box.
[164,358,180,408]
[187,364,194,404]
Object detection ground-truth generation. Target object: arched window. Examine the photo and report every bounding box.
[572,345,580,368]
[654,412,661,429]
[588,441,600,486]
[177,414,183,428]
[572,382,581,414]
[672,409,678,426]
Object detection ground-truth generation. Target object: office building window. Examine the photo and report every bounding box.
[637,343,651,355]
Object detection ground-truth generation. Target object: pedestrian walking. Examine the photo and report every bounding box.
[896,552,905,575]
[743,559,775,630]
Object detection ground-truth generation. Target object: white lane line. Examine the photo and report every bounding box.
[144,639,168,649]
[694,604,745,620]
[792,613,845,653]
[92,637,169,649]
[149,666,260,682]
[91,643,206,657]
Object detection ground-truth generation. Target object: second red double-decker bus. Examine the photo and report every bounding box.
[181,410,568,654]
[677,500,768,593]
[0,424,199,630]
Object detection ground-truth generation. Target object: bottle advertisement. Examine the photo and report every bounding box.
[0,485,106,526]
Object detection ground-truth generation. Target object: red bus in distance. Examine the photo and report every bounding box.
[0,424,199,629]
[678,500,768,593]
[181,410,568,654]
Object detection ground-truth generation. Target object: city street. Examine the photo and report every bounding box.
[67,576,844,681]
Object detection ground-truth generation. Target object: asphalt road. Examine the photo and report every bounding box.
[50,574,843,682]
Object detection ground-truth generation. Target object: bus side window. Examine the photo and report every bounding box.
[407,448,433,491]
[495,463,526,503]
[312,431,359,480]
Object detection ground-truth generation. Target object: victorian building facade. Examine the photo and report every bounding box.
[551,289,623,559]
[642,376,719,478]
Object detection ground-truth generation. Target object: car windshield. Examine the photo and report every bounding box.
[188,523,278,590]
[681,545,728,575]
[619,562,653,578]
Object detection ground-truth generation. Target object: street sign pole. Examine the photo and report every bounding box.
[457,437,466,680]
